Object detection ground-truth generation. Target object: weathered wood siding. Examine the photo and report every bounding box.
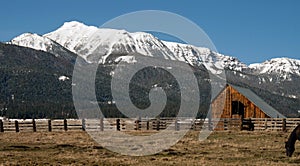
[212,85,268,119]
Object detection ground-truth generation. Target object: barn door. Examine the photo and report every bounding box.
[231,101,245,118]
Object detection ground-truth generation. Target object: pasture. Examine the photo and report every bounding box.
[0,131,299,165]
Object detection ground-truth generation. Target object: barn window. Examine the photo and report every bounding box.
[232,101,244,117]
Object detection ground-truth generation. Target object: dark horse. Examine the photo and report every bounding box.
[285,124,300,157]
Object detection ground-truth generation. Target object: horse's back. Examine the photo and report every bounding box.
[295,124,300,140]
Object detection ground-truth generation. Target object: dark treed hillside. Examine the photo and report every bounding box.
[0,43,299,119]
[0,43,76,118]
[0,43,211,119]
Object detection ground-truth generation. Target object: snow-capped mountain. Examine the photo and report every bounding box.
[42,21,246,72]
[8,33,72,57]
[9,33,54,52]
[43,21,175,63]
[8,21,299,79]
[8,33,61,52]
[164,41,247,71]
[249,58,300,79]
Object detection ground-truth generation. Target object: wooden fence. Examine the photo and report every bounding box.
[0,118,299,133]
[0,119,83,132]
[250,118,300,131]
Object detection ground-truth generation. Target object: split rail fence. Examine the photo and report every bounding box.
[0,118,299,133]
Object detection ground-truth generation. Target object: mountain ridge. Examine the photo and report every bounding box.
[9,21,299,79]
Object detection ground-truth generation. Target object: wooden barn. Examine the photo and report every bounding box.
[211,84,286,119]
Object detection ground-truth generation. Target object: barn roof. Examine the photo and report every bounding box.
[229,84,286,118]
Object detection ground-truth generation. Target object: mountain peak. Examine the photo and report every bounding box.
[62,21,86,27]
[11,32,42,41]
[249,57,300,78]
[9,33,56,52]
[59,21,98,31]
[267,57,300,64]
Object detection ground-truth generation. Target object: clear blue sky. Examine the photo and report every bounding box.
[0,0,299,64]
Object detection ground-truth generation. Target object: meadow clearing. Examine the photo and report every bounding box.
[0,130,299,165]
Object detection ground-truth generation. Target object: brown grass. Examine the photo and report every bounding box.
[0,130,300,165]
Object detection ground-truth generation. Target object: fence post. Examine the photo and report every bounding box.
[15,120,19,132]
[146,120,149,130]
[264,118,268,130]
[135,119,140,130]
[191,119,194,130]
[175,118,179,131]
[223,119,227,130]
[32,119,36,132]
[240,117,243,131]
[116,119,120,131]
[100,118,104,131]
[249,118,254,131]
[64,119,68,131]
[282,118,287,132]
[156,118,160,131]
[82,119,86,131]
[208,118,212,131]
[0,120,4,132]
[48,119,52,132]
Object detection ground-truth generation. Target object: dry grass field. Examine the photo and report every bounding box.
[0,130,300,165]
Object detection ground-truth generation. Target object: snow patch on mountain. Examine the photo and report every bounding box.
[115,55,137,63]
[58,76,69,81]
[288,95,298,99]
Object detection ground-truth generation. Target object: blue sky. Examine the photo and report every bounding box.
[0,0,299,64]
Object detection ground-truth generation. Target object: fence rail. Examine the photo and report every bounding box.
[0,118,299,133]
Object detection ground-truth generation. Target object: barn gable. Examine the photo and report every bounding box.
[211,84,286,119]
[229,84,286,118]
